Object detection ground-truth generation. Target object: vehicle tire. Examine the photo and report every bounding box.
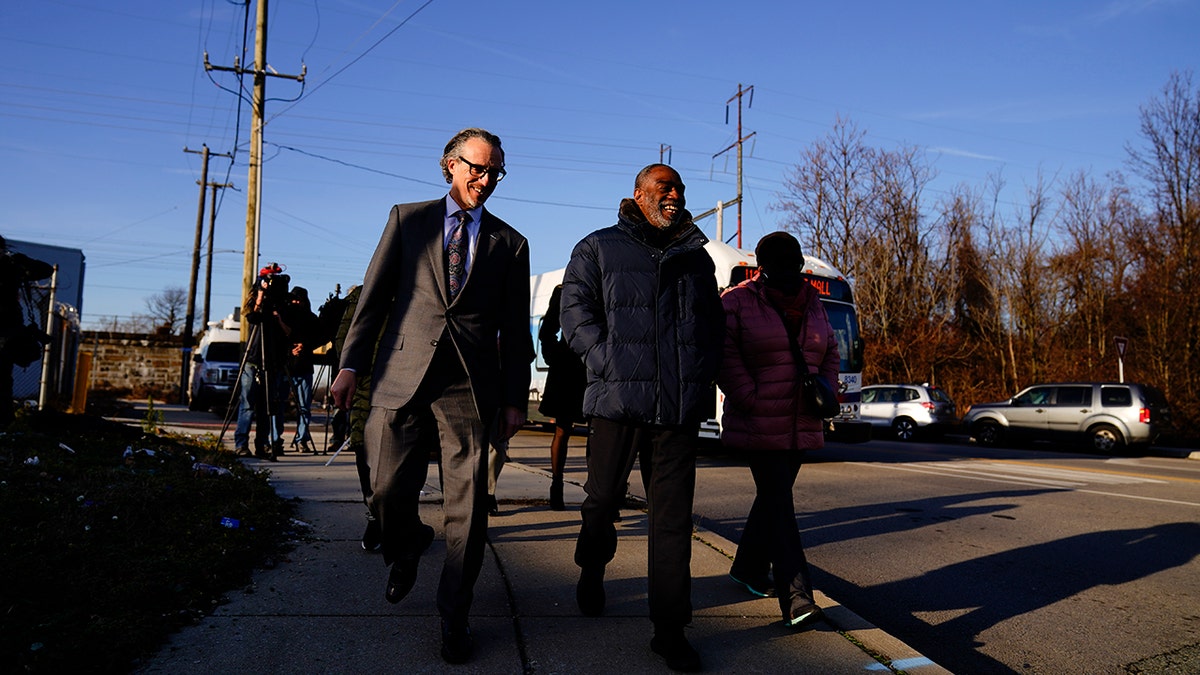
[892,417,918,442]
[974,420,1003,447]
[1089,424,1125,455]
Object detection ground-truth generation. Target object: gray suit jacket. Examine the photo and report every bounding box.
[340,199,533,417]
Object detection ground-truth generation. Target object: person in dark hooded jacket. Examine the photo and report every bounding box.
[283,286,322,454]
[560,164,723,672]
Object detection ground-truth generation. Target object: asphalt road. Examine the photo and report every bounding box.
[677,438,1200,675]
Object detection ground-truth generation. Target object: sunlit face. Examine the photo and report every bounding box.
[448,137,504,211]
[633,166,685,229]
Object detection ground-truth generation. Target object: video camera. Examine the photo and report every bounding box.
[255,262,291,313]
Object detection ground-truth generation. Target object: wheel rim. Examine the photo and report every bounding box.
[894,419,915,441]
[1093,428,1118,452]
[977,423,999,445]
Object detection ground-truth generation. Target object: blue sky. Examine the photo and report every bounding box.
[2,0,1197,328]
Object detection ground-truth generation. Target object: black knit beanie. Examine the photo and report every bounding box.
[755,231,803,287]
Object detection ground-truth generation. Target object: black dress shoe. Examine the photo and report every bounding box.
[384,524,435,603]
[576,565,606,616]
[650,628,701,672]
[440,618,473,664]
[486,494,500,516]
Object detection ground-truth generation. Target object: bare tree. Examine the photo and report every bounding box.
[855,143,938,380]
[776,115,875,274]
[932,184,996,400]
[994,169,1061,387]
[1051,170,1134,377]
[1125,69,1200,424]
[1127,70,1200,271]
[943,185,993,339]
[764,79,1200,437]
[957,172,1024,397]
[144,287,187,335]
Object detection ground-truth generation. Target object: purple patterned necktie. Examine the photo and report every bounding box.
[447,210,470,300]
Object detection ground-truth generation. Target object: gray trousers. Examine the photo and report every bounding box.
[364,341,491,622]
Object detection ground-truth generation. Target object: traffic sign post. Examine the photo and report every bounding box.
[1114,336,1129,383]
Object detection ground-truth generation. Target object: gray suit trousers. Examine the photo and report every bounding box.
[364,339,491,622]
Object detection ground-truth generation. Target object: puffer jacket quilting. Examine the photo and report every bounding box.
[717,276,840,451]
[560,208,724,427]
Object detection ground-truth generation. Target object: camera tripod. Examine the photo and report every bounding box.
[217,321,285,459]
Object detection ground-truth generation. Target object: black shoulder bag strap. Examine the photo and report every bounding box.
[770,298,812,379]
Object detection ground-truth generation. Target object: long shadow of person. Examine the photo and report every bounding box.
[795,488,1058,547]
[860,521,1200,673]
[703,488,1061,552]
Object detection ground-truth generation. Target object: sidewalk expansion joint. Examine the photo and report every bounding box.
[486,533,535,675]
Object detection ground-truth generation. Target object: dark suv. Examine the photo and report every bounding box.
[962,382,1170,453]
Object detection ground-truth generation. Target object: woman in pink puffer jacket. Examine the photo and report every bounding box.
[717,231,839,631]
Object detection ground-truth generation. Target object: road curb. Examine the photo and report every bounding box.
[691,523,951,675]
[495,458,952,674]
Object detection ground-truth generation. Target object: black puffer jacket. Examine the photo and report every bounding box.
[560,199,724,427]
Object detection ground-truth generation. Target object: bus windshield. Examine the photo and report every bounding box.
[822,301,863,373]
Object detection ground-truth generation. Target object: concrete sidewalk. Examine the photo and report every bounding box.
[134,410,947,674]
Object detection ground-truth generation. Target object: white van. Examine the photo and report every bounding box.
[188,314,242,412]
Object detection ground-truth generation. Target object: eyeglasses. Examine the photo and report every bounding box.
[456,156,506,182]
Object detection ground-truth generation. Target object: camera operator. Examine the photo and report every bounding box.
[282,286,322,454]
[234,263,293,461]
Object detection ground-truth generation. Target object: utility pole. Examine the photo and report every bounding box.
[204,0,304,341]
[37,265,58,411]
[181,145,233,404]
[181,144,209,405]
[659,144,672,164]
[203,180,234,329]
[713,84,755,248]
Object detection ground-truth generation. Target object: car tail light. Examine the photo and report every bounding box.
[1139,407,1151,424]
[921,402,935,411]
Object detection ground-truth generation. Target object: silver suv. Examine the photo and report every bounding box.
[963,382,1170,453]
[860,384,958,441]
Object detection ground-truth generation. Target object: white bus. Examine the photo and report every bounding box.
[528,240,869,442]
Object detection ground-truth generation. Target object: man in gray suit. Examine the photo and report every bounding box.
[330,128,533,664]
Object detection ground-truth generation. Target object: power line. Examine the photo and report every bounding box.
[269,0,436,122]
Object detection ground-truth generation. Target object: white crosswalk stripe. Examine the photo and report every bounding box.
[874,460,1167,489]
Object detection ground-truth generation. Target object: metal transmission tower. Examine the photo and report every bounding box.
[713,84,755,248]
[204,0,304,340]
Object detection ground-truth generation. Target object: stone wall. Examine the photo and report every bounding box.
[81,331,186,400]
